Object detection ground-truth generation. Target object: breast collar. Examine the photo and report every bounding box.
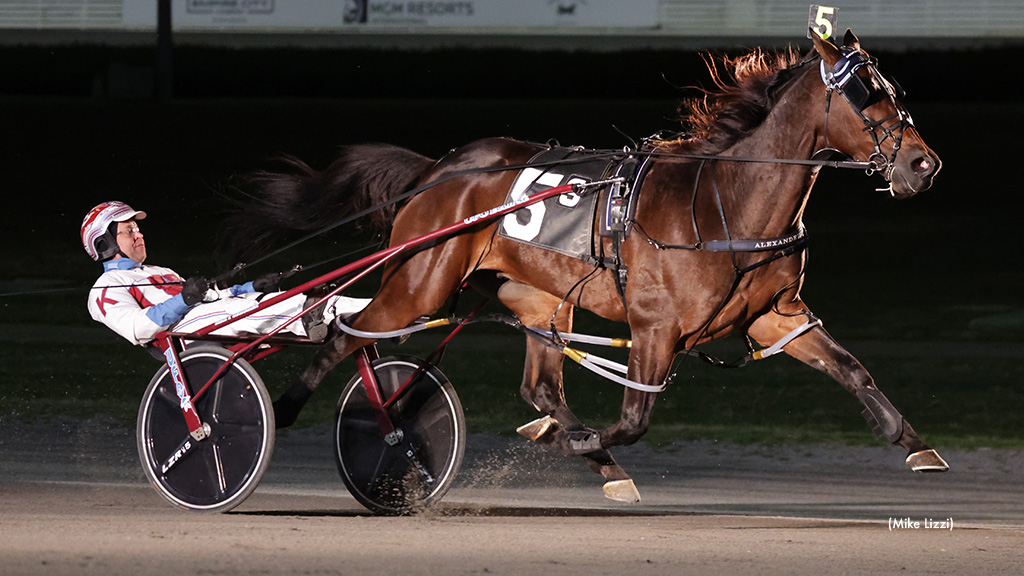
[611,149,807,257]
[585,147,807,326]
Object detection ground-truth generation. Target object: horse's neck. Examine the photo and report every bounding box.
[719,73,825,237]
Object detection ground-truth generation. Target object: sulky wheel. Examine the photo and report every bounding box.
[334,355,465,515]
[137,346,274,513]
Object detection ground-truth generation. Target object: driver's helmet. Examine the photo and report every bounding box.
[81,201,147,261]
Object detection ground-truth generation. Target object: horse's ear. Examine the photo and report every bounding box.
[843,29,861,50]
[811,29,842,67]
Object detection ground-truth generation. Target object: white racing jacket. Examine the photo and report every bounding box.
[88,258,320,346]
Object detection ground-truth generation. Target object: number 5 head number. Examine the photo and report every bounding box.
[808,5,838,40]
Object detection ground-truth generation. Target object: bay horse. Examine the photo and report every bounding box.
[227,30,945,502]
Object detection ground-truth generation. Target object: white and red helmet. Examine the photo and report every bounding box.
[81,201,147,261]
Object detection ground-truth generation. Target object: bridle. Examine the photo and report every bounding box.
[819,47,915,188]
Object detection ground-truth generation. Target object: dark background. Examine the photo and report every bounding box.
[2,36,1022,445]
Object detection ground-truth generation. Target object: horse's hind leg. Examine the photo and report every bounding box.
[272,332,370,428]
[274,253,467,428]
[497,281,640,502]
[748,308,948,472]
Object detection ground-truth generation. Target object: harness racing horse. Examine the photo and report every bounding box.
[228,30,946,502]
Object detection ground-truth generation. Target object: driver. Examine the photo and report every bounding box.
[82,201,369,347]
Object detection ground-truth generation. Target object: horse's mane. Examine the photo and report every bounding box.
[652,47,807,155]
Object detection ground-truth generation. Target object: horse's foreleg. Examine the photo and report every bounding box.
[594,326,677,450]
[498,281,639,502]
[748,309,948,472]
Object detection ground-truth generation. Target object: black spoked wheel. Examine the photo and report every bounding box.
[137,346,274,513]
[334,355,465,515]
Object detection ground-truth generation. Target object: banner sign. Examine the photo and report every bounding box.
[171,0,658,30]
[347,0,658,28]
[176,1,337,28]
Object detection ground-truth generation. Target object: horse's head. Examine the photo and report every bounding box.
[812,29,941,198]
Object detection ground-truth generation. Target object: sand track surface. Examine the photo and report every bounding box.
[1,421,1022,575]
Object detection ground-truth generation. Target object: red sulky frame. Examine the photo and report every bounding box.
[152,183,580,441]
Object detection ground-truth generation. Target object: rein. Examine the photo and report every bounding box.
[227,48,904,283]
[229,46,904,282]
[630,148,880,172]
[225,146,869,281]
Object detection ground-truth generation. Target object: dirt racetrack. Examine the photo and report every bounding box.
[2,421,1022,575]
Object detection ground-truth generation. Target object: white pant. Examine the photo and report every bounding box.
[173,292,370,339]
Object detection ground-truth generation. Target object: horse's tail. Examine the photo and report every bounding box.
[222,143,435,262]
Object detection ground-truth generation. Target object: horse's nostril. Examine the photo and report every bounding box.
[912,156,934,176]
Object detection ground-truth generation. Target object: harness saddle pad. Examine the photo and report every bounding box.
[497,147,615,260]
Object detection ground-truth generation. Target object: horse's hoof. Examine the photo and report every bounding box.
[603,479,641,503]
[906,449,949,473]
[517,415,558,441]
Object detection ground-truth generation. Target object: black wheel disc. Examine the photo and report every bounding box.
[334,356,465,515]
[137,347,274,512]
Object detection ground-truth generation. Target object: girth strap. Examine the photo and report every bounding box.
[597,153,652,318]
[643,225,807,254]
